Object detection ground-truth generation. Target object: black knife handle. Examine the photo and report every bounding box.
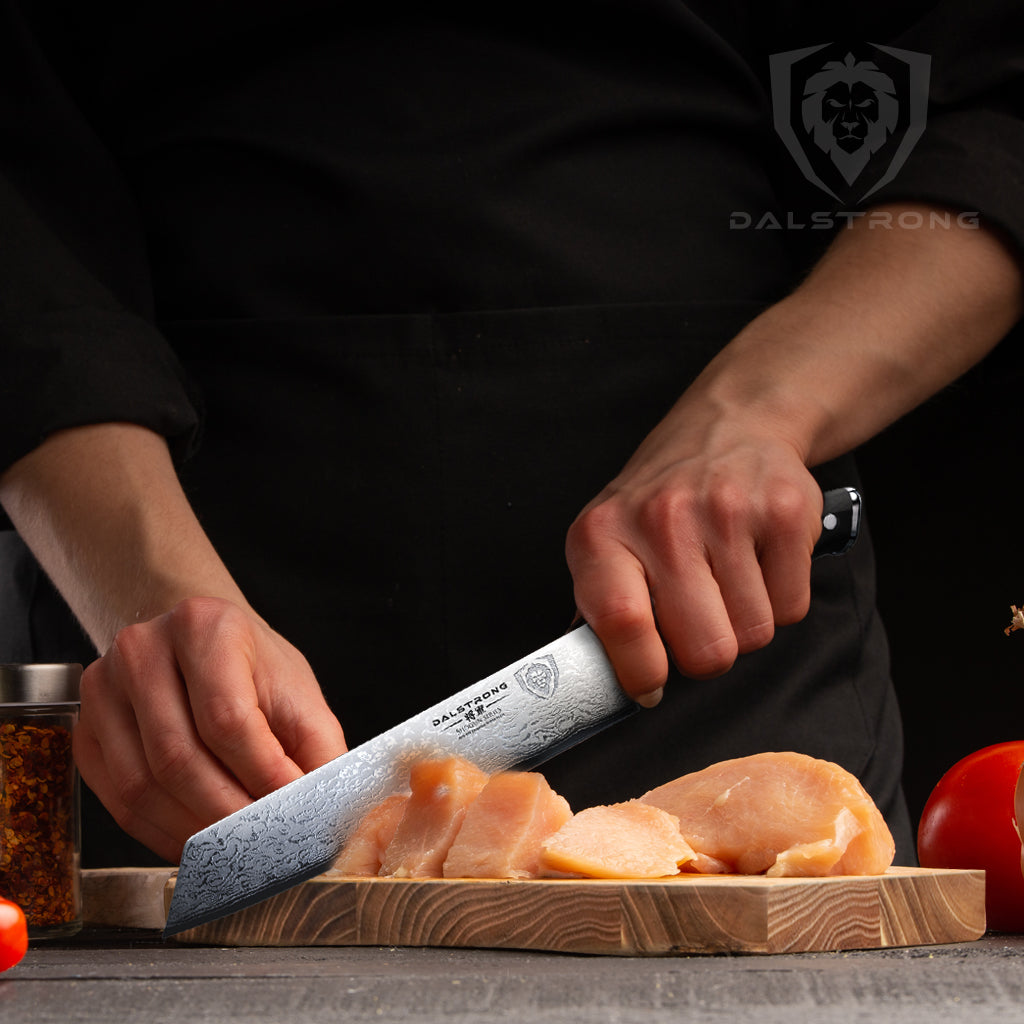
[812,486,861,558]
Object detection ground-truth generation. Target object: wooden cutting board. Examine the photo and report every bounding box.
[82,866,985,955]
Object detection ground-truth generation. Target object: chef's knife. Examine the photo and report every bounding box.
[164,485,861,936]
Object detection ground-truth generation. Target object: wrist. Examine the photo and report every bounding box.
[682,306,834,467]
[0,423,251,651]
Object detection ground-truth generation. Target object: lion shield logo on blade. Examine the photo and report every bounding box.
[515,655,559,699]
[769,42,930,203]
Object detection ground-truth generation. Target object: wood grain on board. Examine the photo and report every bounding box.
[83,867,176,930]
[83,866,984,955]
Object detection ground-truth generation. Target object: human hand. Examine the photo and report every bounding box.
[567,200,1024,707]
[72,596,348,863]
[565,406,824,706]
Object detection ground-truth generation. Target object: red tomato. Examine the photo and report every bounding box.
[917,740,1024,932]
[0,896,28,972]
[1016,761,1024,878]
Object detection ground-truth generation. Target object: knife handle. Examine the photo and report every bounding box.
[812,486,861,558]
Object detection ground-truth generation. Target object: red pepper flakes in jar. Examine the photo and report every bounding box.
[0,664,82,939]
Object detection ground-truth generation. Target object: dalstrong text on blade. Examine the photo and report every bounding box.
[432,681,511,729]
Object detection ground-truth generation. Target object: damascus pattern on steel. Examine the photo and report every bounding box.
[164,625,636,935]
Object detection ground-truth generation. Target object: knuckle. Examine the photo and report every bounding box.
[706,481,747,528]
[197,698,255,750]
[768,483,817,538]
[675,634,738,679]
[108,620,152,670]
[634,489,694,540]
[734,619,775,653]
[167,595,240,645]
[113,766,156,814]
[566,500,624,559]
[106,623,163,699]
[78,662,106,704]
[146,731,199,789]
[587,596,653,647]
[773,591,811,627]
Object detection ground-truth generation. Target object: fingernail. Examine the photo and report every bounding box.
[635,687,664,709]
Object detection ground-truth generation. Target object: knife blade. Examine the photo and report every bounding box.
[164,485,861,936]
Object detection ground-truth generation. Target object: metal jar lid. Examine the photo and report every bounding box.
[0,663,82,706]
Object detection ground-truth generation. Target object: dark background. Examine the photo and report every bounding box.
[858,318,1024,836]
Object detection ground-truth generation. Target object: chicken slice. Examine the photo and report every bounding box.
[380,756,490,878]
[538,801,697,879]
[640,751,895,876]
[332,793,410,876]
[443,770,572,879]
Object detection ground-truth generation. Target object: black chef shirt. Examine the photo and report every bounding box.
[3,0,1023,866]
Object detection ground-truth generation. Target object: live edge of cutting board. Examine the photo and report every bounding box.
[84,865,984,955]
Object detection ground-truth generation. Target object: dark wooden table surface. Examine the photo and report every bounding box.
[2,928,1023,1023]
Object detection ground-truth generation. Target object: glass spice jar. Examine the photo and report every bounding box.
[0,663,83,939]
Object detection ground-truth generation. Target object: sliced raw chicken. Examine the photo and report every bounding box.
[380,756,490,878]
[333,793,410,876]
[640,751,895,876]
[538,801,698,879]
[443,771,572,879]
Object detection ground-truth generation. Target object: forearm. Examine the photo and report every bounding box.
[0,422,250,651]
[1,424,348,860]
[570,202,1024,694]
[683,203,1024,468]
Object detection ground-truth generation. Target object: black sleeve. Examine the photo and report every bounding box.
[0,0,200,478]
[869,0,1024,255]
[730,0,1024,259]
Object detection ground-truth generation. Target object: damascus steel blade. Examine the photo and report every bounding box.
[164,486,860,936]
[164,624,634,936]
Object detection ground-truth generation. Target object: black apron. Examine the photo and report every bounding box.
[167,305,906,828]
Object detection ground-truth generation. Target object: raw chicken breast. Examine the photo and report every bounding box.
[443,771,572,879]
[333,793,410,876]
[539,801,698,879]
[380,756,490,878]
[640,751,895,876]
